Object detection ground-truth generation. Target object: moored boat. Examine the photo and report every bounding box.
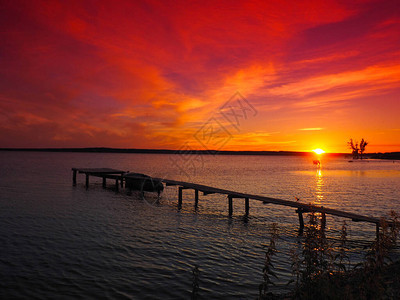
[124,173,164,193]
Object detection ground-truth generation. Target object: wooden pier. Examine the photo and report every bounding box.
[72,168,387,237]
[156,177,382,234]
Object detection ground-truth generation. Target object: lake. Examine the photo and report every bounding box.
[1,151,400,299]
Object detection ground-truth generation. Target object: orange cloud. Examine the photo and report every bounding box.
[299,128,324,131]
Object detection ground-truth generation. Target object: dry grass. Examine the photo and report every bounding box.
[260,211,400,300]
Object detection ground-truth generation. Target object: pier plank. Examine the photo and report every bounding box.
[72,167,126,175]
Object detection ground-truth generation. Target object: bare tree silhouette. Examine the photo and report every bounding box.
[348,138,368,160]
[360,138,368,160]
[348,138,359,159]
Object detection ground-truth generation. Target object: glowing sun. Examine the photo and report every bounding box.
[312,148,325,155]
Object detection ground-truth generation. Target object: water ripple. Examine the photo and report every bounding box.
[1,153,399,298]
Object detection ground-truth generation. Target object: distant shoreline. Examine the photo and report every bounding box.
[0,147,342,156]
[1,147,399,159]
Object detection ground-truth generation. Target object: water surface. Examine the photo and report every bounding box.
[1,152,399,298]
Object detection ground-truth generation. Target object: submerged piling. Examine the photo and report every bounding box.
[194,189,199,208]
[73,169,77,185]
[115,178,119,192]
[228,195,233,216]
[296,208,304,232]
[321,211,327,228]
[85,174,89,189]
[178,186,183,208]
[245,197,249,215]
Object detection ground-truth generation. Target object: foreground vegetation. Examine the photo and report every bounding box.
[259,211,400,299]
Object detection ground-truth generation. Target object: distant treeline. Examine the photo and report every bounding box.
[1,147,398,159]
[0,147,340,156]
[369,152,400,160]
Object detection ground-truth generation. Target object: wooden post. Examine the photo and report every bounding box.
[178,186,183,208]
[321,212,326,229]
[102,177,106,188]
[296,209,304,232]
[376,223,380,241]
[115,178,119,192]
[85,174,89,189]
[245,197,249,216]
[228,195,233,217]
[120,176,123,188]
[194,189,199,208]
[73,169,77,185]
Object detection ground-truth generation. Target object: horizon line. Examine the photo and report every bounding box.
[1,147,398,156]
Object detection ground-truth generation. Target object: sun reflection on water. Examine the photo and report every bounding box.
[315,167,324,204]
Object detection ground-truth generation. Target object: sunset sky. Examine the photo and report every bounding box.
[1,0,399,153]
